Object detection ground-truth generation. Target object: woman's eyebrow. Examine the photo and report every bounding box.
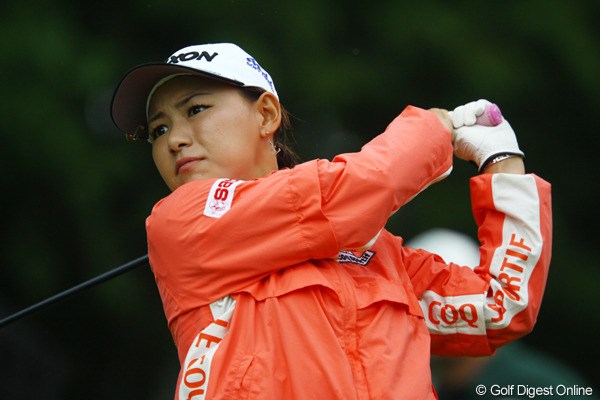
[147,92,211,124]
[175,92,210,109]
[147,112,164,125]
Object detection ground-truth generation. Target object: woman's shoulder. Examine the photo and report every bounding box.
[149,179,217,222]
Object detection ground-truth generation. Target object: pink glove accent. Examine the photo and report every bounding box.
[476,104,503,126]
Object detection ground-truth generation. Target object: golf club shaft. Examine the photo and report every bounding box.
[0,254,149,328]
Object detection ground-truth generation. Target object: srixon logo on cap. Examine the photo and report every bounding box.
[246,57,275,93]
[167,51,218,64]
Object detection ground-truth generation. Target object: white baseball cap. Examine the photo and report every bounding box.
[111,43,278,139]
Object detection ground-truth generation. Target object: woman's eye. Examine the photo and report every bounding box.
[188,105,208,116]
[149,125,168,142]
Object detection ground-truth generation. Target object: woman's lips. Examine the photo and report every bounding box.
[176,157,202,174]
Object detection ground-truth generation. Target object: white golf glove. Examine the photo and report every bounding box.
[449,99,524,172]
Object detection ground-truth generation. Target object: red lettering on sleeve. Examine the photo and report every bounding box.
[427,300,479,329]
[218,179,234,188]
[500,257,524,274]
[183,358,207,391]
[214,188,229,201]
[498,273,522,301]
[440,304,459,325]
[489,290,507,323]
[429,301,441,325]
[459,303,479,328]
[214,319,229,328]
[506,248,528,261]
[509,234,532,252]
[195,332,223,349]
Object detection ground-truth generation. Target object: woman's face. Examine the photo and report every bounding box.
[148,75,279,191]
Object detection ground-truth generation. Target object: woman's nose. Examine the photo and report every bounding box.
[167,123,193,152]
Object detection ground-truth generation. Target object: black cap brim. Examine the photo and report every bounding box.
[110,62,243,135]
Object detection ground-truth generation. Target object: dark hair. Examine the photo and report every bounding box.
[239,87,301,169]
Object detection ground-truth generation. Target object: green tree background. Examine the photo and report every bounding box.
[1,0,598,398]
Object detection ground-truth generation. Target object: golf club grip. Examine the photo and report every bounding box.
[476,103,503,126]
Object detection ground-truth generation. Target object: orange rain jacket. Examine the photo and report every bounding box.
[146,106,552,400]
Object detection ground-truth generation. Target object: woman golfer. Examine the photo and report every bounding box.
[111,43,552,399]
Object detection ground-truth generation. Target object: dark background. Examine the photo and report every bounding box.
[1,0,598,398]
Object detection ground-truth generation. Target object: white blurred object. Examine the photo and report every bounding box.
[405,228,480,269]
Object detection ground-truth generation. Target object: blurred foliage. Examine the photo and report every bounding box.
[0,0,598,398]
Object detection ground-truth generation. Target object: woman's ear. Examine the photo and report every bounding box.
[256,92,282,138]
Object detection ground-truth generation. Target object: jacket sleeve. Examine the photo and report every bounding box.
[146,106,453,310]
[404,173,552,356]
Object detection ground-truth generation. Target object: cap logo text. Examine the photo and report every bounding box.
[246,57,275,93]
[168,51,219,64]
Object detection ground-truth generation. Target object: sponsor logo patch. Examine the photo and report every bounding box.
[337,250,376,266]
[168,51,218,64]
[203,179,242,218]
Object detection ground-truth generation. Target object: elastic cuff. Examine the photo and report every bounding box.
[478,152,525,173]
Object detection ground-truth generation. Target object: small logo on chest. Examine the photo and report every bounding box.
[337,250,376,266]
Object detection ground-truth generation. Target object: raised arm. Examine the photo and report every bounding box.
[406,100,552,354]
[146,106,454,305]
